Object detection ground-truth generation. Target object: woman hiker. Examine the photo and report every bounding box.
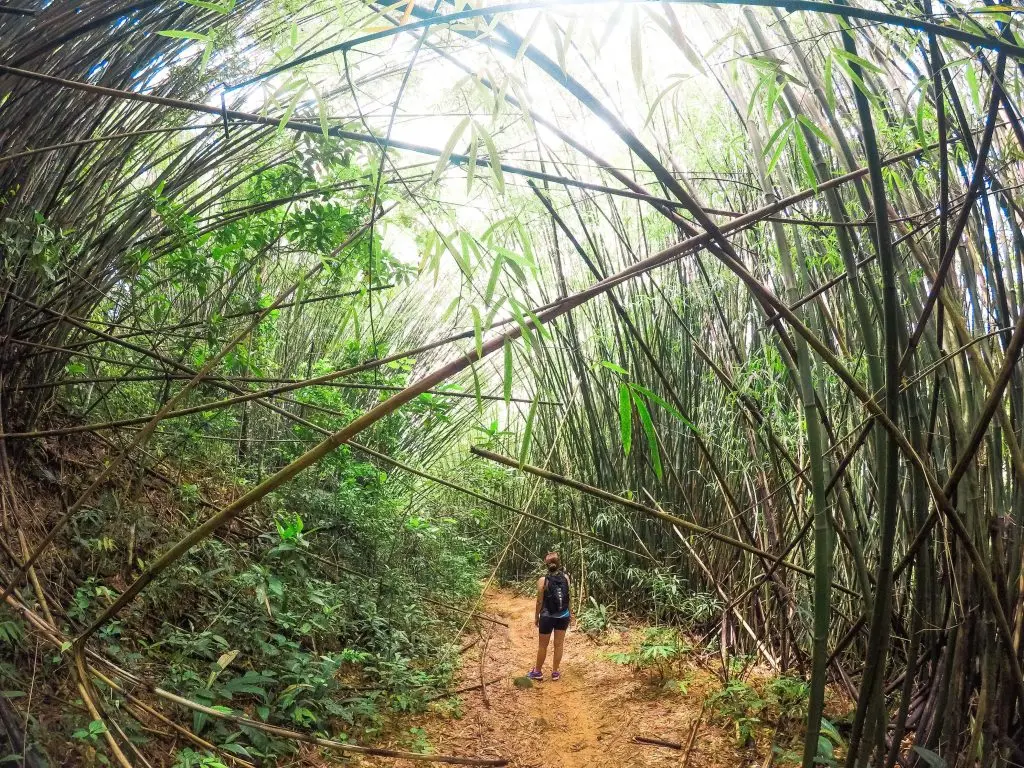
[527,552,571,681]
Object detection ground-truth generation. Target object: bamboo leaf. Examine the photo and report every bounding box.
[630,9,644,89]
[518,390,540,468]
[515,219,535,269]
[470,363,484,415]
[599,3,625,48]
[647,80,679,126]
[515,12,543,62]
[431,116,471,184]
[503,340,513,405]
[157,29,213,41]
[631,394,662,479]
[911,747,946,768]
[627,383,694,429]
[832,48,884,74]
[182,0,235,12]
[600,360,629,376]
[485,254,505,306]
[199,39,214,72]
[794,130,817,190]
[470,305,484,358]
[618,383,633,457]
[476,122,505,195]
[438,230,471,278]
[509,298,534,352]
[764,119,794,176]
[796,115,834,148]
[963,62,981,112]
[823,53,835,110]
[522,305,549,340]
[507,76,535,132]
[277,86,305,134]
[316,87,331,138]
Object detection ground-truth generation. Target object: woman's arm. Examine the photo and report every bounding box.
[535,577,545,626]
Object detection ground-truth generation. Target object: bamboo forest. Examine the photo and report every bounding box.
[4,0,1024,765]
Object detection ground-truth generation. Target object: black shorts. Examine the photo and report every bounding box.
[539,614,570,634]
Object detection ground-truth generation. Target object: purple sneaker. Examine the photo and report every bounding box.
[551,670,561,681]
[526,669,544,681]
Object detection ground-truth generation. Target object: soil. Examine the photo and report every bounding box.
[358,589,758,768]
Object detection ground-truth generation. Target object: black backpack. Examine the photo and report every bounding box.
[543,571,570,615]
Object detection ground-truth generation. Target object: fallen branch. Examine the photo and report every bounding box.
[479,631,492,709]
[426,676,505,702]
[681,702,706,768]
[633,736,682,750]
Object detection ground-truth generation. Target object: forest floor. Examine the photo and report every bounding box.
[359,589,758,768]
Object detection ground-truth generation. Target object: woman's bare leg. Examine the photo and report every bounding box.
[535,632,550,671]
[552,629,566,673]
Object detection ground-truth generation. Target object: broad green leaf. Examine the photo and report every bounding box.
[912,747,946,768]
[819,718,843,746]
[618,383,633,457]
[216,649,239,670]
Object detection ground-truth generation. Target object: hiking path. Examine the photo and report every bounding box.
[365,589,744,768]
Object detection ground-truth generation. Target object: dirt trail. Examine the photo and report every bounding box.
[363,589,742,768]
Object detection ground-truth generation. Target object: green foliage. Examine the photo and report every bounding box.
[608,627,691,680]
[576,598,613,634]
[72,720,108,743]
[172,749,229,768]
[765,675,809,720]
[708,679,763,747]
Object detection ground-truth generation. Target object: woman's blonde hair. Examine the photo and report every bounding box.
[544,552,560,571]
